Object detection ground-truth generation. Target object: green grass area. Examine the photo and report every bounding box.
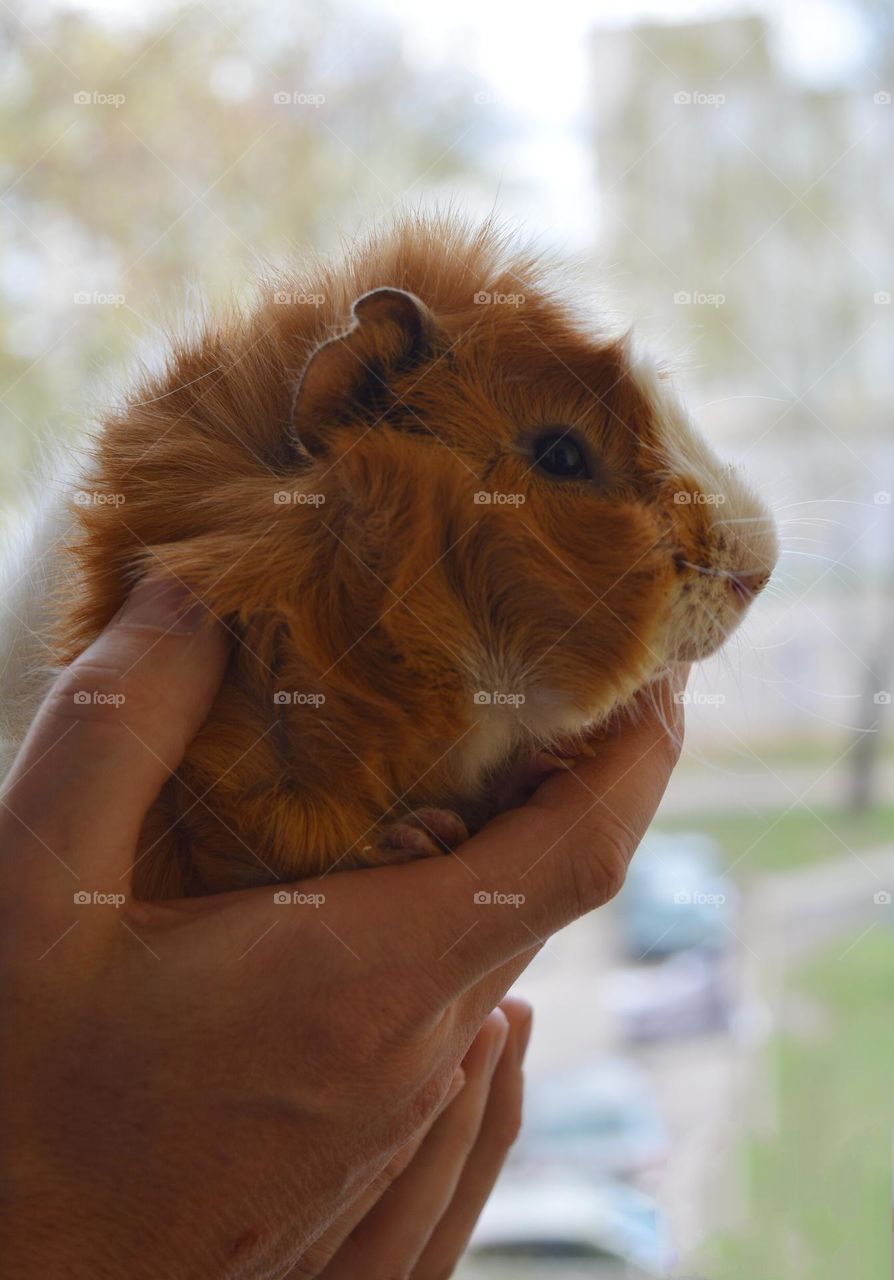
[700,925,894,1280]
[654,803,894,877]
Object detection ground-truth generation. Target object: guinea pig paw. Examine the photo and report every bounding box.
[381,808,470,857]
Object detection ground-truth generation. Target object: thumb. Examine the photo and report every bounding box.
[0,577,230,896]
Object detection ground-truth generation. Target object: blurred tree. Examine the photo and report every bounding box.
[0,0,487,510]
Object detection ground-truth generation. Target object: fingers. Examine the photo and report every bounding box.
[412,997,530,1278]
[285,1068,468,1278]
[317,1008,511,1280]
[0,577,230,900]
[406,672,687,1000]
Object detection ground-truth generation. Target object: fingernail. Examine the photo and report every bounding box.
[487,1010,510,1072]
[115,578,209,634]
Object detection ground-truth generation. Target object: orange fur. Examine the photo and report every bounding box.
[56,213,775,898]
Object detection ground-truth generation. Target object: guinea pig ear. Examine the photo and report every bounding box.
[289,287,438,458]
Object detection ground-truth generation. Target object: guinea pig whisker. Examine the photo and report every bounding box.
[712,514,778,526]
[778,548,852,569]
[679,560,739,580]
[772,498,879,511]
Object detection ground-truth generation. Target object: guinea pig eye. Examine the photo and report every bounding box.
[532,430,591,480]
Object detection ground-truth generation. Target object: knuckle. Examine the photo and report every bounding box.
[402,1069,454,1136]
[567,816,631,912]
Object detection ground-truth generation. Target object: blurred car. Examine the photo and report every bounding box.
[615,833,737,960]
[515,1059,668,1178]
[604,947,734,1042]
[465,1168,675,1277]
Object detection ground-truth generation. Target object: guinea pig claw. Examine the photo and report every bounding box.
[380,808,470,858]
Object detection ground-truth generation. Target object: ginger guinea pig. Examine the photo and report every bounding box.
[56,215,778,899]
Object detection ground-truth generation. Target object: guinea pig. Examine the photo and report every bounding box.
[45,213,777,899]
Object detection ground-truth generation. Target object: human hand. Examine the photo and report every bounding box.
[291,997,529,1278]
[0,579,684,1278]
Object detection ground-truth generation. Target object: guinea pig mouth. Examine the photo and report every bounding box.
[664,557,775,662]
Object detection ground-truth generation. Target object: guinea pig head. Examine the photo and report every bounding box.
[284,282,779,784]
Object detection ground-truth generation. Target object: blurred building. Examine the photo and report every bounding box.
[588,14,894,758]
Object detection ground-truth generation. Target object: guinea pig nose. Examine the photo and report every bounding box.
[728,569,769,605]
